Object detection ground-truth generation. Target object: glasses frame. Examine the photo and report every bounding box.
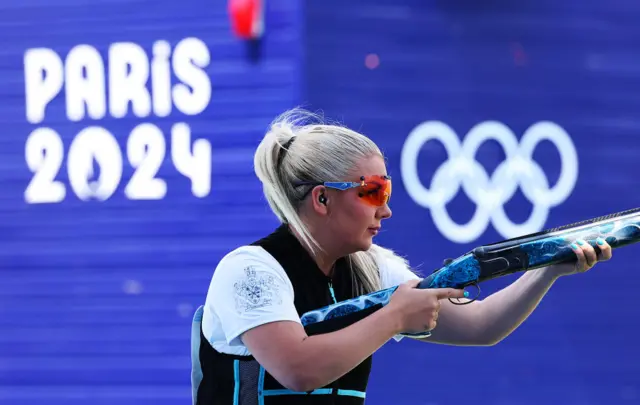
[294,175,391,206]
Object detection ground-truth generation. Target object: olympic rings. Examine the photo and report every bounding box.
[400,121,578,243]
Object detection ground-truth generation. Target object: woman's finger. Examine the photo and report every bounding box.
[571,242,587,272]
[577,239,598,268]
[595,237,613,261]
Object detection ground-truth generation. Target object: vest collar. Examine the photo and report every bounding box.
[270,223,336,281]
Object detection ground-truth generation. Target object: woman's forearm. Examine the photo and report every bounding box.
[285,306,402,391]
[426,267,560,346]
[428,239,611,346]
[473,267,559,344]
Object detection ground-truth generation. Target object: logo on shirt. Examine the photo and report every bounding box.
[233,266,282,313]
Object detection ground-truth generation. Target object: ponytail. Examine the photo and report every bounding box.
[253,110,324,257]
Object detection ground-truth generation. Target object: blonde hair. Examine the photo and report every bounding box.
[253,107,410,295]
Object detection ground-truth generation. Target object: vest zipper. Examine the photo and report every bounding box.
[328,281,337,304]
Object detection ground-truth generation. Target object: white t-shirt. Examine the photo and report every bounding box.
[201,245,420,356]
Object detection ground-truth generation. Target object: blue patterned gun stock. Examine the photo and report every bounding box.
[299,255,483,338]
[299,286,399,327]
[300,208,640,337]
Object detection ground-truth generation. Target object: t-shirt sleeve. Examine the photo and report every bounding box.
[206,247,301,347]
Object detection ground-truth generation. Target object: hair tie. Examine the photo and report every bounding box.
[282,137,295,149]
[276,137,296,169]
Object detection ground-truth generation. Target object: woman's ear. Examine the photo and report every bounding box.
[310,186,329,215]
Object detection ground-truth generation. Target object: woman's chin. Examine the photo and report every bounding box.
[358,236,374,251]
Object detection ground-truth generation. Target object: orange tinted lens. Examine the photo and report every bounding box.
[360,175,391,206]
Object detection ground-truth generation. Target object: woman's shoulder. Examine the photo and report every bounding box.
[216,244,279,270]
[210,244,290,286]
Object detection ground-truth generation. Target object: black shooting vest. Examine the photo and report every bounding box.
[195,225,375,404]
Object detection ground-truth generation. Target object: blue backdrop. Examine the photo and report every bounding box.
[1,0,639,404]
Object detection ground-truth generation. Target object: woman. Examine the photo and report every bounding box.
[195,109,612,404]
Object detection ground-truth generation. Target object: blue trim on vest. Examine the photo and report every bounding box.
[337,389,367,398]
[263,388,332,395]
[258,366,266,405]
[262,388,366,398]
[328,282,337,304]
[233,360,240,404]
